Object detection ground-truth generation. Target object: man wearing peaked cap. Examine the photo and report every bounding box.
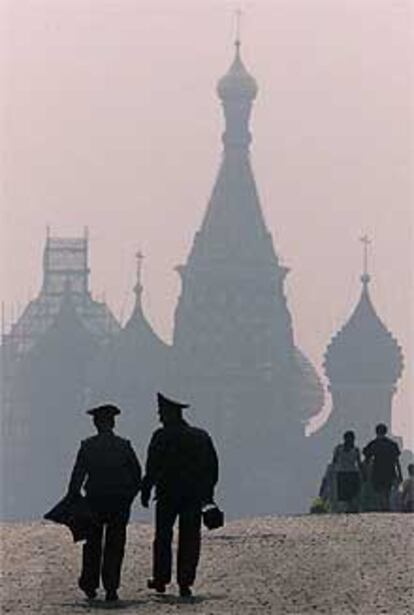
[86,404,121,417]
[66,402,141,602]
[156,392,189,411]
[141,392,219,598]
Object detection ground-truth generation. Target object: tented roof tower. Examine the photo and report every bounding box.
[174,42,294,372]
[172,41,323,515]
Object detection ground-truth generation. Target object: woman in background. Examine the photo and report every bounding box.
[401,463,414,512]
[332,431,363,513]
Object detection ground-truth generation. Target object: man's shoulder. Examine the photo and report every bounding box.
[187,425,213,444]
[82,433,131,447]
[81,435,98,447]
[149,428,165,442]
[113,433,131,445]
[189,425,210,437]
[384,437,400,453]
[363,439,376,451]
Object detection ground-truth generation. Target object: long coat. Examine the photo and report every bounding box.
[68,431,142,510]
[142,419,218,503]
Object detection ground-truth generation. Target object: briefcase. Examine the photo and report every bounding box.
[202,503,224,530]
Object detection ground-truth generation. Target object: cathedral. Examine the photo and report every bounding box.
[0,42,405,519]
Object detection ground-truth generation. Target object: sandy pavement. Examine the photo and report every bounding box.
[0,514,413,614]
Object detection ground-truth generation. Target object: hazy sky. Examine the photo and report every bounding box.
[1,0,412,447]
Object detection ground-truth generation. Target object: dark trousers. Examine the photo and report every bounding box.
[153,497,202,588]
[373,481,392,512]
[79,510,128,592]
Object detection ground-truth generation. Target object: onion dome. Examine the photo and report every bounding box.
[217,41,258,101]
[324,275,403,385]
[97,252,169,397]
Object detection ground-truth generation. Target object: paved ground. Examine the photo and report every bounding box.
[1,514,413,614]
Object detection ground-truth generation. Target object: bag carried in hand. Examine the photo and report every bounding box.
[202,503,224,530]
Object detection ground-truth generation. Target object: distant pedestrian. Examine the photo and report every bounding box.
[318,462,337,512]
[401,464,414,513]
[362,424,402,512]
[67,404,142,602]
[332,431,363,513]
[141,393,219,598]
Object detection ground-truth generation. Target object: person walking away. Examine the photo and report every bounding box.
[141,393,219,598]
[362,423,402,512]
[67,404,142,602]
[332,430,363,513]
[359,454,377,512]
[401,463,414,512]
[318,462,337,512]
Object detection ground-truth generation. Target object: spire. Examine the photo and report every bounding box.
[179,32,278,274]
[120,251,169,348]
[235,7,242,50]
[360,234,371,287]
[125,249,161,335]
[217,16,258,153]
[134,250,144,308]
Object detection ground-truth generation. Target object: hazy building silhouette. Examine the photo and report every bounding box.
[4,282,101,517]
[89,252,169,454]
[1,45,408,520]
[323,251,404,446]
[1,231,119,518]
[171,41,323,515]
[307,242,405,500]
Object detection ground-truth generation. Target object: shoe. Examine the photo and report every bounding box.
[147,578,166,593]
[105,590,119,602]
[81,587,97,600]
[79,580,97,600]
[179,585,192,598]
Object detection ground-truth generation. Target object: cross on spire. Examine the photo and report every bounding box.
[134,250,144,302]
[235,7,243,49]
[359,235,371,285]
[136,250,144,283]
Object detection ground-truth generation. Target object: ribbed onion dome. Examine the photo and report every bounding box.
[324,277,403,385]
[217,42,258,101]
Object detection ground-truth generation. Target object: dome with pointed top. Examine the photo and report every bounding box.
[89,266,169,406]
[324,280,403,385]
[217,43,258,101]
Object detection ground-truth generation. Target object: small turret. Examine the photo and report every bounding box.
[217,39,258,152]
[321,237,404,445]
[324,238,403,385]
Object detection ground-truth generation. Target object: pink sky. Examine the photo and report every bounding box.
[1,0,412,448]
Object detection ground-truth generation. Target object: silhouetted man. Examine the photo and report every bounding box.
[141,393,219,598]
[363,423,402,512]
[67,404,141,602]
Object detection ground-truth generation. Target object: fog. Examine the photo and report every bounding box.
[1,0,412,448]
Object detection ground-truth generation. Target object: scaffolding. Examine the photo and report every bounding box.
[0,230,120,417]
